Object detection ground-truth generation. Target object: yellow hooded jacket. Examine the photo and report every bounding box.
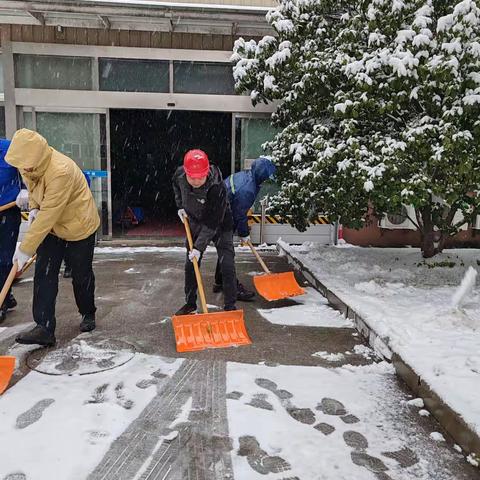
[5,129,100,256]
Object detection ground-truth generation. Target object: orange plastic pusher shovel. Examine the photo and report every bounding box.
[172,217,251,353]
[246,240,305,301]
[0,261,19,395]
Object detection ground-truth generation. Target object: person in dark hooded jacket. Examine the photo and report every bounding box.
[213,157,276,295]
[0,139,29,322]
[173,149,237,315]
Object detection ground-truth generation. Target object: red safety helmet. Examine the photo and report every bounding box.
[183,149,210,178]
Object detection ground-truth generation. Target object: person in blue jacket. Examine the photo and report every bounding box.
[0,139,29,322]
[213,157,276,300]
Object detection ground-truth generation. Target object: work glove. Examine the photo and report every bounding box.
[177,209,188,223]
[15,189,29,210]
[13,246,30,271]
[188,249,201,263]
[240,235,251,245]
[28,208,39,226]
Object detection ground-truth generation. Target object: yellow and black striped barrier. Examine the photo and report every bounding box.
[247,214,330,225]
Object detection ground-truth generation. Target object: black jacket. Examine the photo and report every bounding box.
[172,164,233,252]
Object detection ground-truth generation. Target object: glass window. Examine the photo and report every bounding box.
[173,62,235,95]
[236,117,279,212]
[15,55,93,90]
[35,112,109,235]
[23,111,33,130]
[99,58,169,93]
[238,117,278,169]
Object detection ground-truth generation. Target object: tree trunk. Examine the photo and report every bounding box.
[421,228,436,258]
[420,205,438,258]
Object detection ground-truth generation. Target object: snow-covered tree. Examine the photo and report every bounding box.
[232,0,480,257]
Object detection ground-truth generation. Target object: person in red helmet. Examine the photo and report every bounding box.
[172,149,237,314]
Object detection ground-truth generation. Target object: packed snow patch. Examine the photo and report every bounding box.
[430,432,446,442]
[257,288,353,328]
[407,398,425,408]
[312,351,345,362]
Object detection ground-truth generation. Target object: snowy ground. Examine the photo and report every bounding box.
[0,247,478,479]
[227,361,468,480]
[280,242,480,466]
[0,352,183,479]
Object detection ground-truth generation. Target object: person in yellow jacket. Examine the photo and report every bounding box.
[5,129,100,346]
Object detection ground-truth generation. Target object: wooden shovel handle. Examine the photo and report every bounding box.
[183,217,209,314]
[20,255,36,275]
[0,263,19,307]
[0,201,17,213]
[246,240,271,274]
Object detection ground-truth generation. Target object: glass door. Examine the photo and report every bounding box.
[233,115,279,212]
[23,109,111,238]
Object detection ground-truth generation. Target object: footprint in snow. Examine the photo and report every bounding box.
[246,393,274,411]
[115,382,134,409]
[136,368,168,389]
[85,383,109,404]
[16,399,55,429]
[255,378,315,425]
[3,473,27,480]
[238,435,292,475]
[316,397,360,424]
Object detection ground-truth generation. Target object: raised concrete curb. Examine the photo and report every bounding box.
[277,243,480,466]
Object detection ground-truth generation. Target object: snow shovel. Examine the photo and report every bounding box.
[0,356,15,395]
[246,240,305,301]
[0,262,20,395]
[172,217,251,353]
[0,201,17,213]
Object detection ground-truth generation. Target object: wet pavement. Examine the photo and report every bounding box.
[0,246,478,479]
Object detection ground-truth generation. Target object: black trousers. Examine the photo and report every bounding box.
[214,260,243,288]
[185,229,237,308]
[0,206,21,306]
[33,233,96,333]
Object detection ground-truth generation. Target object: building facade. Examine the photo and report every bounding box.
[0,0,280,239]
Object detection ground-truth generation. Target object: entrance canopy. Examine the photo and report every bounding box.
[0,0,275,36]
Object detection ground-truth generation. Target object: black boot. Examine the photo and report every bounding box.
[0,305,7,323]
[80,313,96,332]
[6,293,17,310]
[16,325,56,347]
[175,304,197,316]
[237,282,255,302]
[224,304,237,311]
[212,283,223,293]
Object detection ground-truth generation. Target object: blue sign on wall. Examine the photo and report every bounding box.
[83,170,108,178]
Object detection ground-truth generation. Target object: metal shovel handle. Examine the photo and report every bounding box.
[246,240,271,274]
[183,217,209,314]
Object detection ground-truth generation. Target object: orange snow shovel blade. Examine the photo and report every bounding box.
[253,271,305,301]
[0,356,15,395]
[172,309,251,352]
[172,217,251,352]
[246,240,305,301]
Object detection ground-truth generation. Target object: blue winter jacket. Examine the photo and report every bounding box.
[225,157,276,237]
[0,139,21,206]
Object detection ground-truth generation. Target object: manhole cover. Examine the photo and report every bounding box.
[27,338,136,375]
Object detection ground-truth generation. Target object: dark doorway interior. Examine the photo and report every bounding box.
[110,109,232,237]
